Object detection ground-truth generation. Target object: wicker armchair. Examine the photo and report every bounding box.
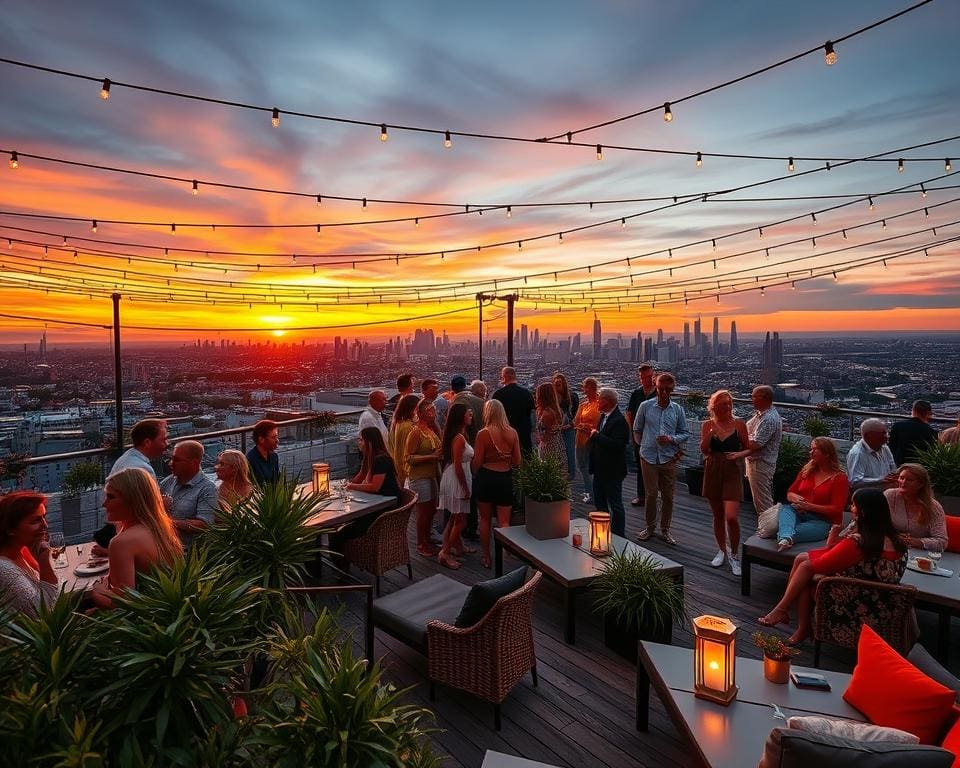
[426,570,543,730]
[813,575,918,666]
[344,488,417,596]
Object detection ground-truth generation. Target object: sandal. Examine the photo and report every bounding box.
[776,538,793,552]
[417,544,439,557]
[480,555,492,569]
[438,552,462,570]
[452,545,477,556]
[757,609,790,628]
[786,630,809,646]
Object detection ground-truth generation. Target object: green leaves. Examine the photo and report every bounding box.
[515,450,569,503]
[916,441,960,497]
[592,550,685,635]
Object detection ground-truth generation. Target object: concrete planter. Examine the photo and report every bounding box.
[524,498,570,540]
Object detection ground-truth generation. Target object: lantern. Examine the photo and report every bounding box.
[692,615,738,705]
[588,511,612,556]
[312,462,330,497]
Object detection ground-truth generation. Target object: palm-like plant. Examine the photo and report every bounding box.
[514,450,569,503]
[593,550,685,636]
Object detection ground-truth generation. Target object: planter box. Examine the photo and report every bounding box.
[685,466,704,497]
[603,613,672,664]
[61,497,82,537]
[524,498,570,540]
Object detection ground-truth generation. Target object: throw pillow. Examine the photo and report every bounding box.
[939,715,960,768]
[453,566,528,628]
[908,644,960,703]
[787,715,918,744]
[760,727,953,768]
[945,516,960,553]
[843,625,956,744]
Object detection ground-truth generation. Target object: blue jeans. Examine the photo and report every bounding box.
[593,475,626,537]
[777,504,831,543]
[576,444,592,494]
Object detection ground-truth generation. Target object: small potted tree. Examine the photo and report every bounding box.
[514,450,570,539]
[593,550,685,662]
[773,437,807,503]
[60,460,103,536]
[916,441,960,517]
[753,631,800,683]
[802,415,831,438]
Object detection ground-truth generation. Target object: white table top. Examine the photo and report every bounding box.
[495,521,683,589]
[296,483,396,528]
[59,541,103,593]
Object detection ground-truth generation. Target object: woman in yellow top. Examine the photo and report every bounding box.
[387,394,421,488]
[405,397,443,557]
[573,377,601,503]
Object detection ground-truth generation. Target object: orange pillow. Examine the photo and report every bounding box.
[844,625,956,744]
[945,516,960,553]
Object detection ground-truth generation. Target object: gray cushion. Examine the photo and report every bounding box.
[372,575,470,650]
[908,644,960,702]
[454,567,528,628]
[765,728,952,768]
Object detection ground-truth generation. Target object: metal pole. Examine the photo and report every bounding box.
[476,294,484,382]
[505,294,516,367]
[111,293,123,454]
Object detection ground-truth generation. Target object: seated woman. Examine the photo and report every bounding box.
[330,427,400,552]
[0,491,60,618]
[885,463,947,552]
[215,449,254,511]
[759,487,907,644]
[777,437,849,551]
[89,467,183,609]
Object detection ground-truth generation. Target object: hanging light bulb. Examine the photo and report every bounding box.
[842,229,848,239]
[920,183,927,198]
[518,241,522,250]
[380,123,388,142]
[558,232,563,242]
[881,219,887,229]
[444,130,452,148]
[271,107,280,127]
[191,179,199,196]
[811,237,817,249]
[811,212,817,225]
[506,206,512,218]
[758,227,764,239]
[8,151,18,169]
[898,158,904,173]
[362,197,367,208]
[833,271,838,282]
[787,157,795,172]
[316,224,321,236]
[791,281,797,290]
[761,286,765,296]
[91,220,97,233]
[824,41,837,66]
[621,218,626,229]
[946,158,953,173]
[868,196,875,211]
[414,217,420,228]
[596,144,603,161]
[663,102,673,122]
[712,239,717,251]
[100,78,111,100]
[693,151,702,168]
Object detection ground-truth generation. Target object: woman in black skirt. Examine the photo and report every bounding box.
[471,399,521,568]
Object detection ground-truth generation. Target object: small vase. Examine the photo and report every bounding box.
[763,655,791,684]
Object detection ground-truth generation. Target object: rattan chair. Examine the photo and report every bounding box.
[344,488,417,596]
[426,570,543,730]
[813,575,918,666]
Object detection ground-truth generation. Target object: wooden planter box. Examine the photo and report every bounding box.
[524,498,570,540]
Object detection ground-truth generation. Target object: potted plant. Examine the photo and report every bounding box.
[682,393,707,497]
[773,437,807,503]
[514,450,570,539]
[802,415,830,438]
[60,460,103,537]
[593,549,685,663]
[916,441,960,517]
[753,631,800,683]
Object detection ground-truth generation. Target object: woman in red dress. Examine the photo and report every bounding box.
[759,487,907,645]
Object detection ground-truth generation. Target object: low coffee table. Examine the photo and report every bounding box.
[494,524,683,643]
[636,641,863,768]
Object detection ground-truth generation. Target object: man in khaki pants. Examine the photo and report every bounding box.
[745,385,782,517]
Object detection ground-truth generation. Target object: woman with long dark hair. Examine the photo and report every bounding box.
[437,403,474,569]
[388,393,421,488]
[759,487,907,644]
[535,381,567,475]
[552,373,579,480]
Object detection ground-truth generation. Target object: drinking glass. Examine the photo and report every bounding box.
[49,532,68,569]
[926,546,943,569]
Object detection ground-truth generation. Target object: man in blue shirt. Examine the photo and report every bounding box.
[633,373,689,545]
[246,419,281,485]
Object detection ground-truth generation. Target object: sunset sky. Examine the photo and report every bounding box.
[1,0,959,346]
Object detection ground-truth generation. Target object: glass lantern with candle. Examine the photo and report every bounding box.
[312,462,330,497]
[692,614,738,705]
[588,511,612,556]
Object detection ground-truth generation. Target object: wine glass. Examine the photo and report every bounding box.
[926,546,943,570]
[49,532,67,569]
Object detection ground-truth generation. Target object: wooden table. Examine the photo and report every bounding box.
[60,541,105,593]
[296,483,396,528]
[494,521,683,643]
[636,641,863,768]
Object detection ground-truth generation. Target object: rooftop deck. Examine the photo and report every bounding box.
[329,477,957,768]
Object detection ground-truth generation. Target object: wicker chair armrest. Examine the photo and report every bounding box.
[815,575,918,600]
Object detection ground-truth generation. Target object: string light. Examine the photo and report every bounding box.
[898,158,904,173]
[8,151,17,169]
[362,197,367,209]
[596,144,603,161]
[316,224,321,236]
[868,196,875,210]
[758,227,764,239]
[925,207,929,217]
[663,102,673,122]
[812,237,817,249]
[712,239,717,251]
[833,271,838,282]
[444,130,452,148]
[842,229,848,239]
[811,212,817,225]
[91,220,97,233]
[787,157,795,172]
[761,286,765,296]
[621,218,626,229]
[824,41,837,66]
[171,223,177,234]
[271,107,280,127]
[792,281,797,290]
[414,217,420,228]
[947,159,953,173]
[506,206,512,218]
[920,183,927,197]
[881,219,887,229]
[380,124,388,142]
[191,179,199,196]
[696,151,702,168]
[100,78,111,100]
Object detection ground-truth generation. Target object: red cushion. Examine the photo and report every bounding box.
[940,712,960,767]
[945,516,960,553]
[843,625,956,744]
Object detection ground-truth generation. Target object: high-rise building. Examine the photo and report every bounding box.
[712,317,719,359]
[572,333,581,355]
[532,328,540,350]
[683,322,690,354]
[730,321,738,355]
[693,317,702,350]
[593,318,602,359]
[760,331,784,384]
[521,324,528,352]
[657,328,664,345]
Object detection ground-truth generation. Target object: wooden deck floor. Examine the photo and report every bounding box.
[323,477,959,768]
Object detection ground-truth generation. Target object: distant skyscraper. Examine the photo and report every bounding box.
[712,317,719,359]
[683,322,690,354]
[521,324,528,352]
[532,328,540,350]
[694,317,702,350]
[760,331,784,384]
[730,321,738,355]
[572,333,581,355]
[593,318,602,359]
[657,328,664,344]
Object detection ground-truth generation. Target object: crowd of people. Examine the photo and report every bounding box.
[1,365,954,655]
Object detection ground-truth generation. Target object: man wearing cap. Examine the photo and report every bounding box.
[626,364,657,507]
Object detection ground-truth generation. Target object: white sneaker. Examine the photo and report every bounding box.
[729,555,742,577]
[710,550,726,568]
[582,493,591,503]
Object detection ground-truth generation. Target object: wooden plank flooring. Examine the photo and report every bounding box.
[317,477,960,768]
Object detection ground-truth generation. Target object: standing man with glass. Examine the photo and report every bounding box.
[634,373,689,545]
[745,385,783,517]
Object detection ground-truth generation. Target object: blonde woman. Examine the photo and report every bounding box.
[90,467,183,609]
[885,463,947,552]
[406,397,443,557]
[573,377,601,502]
[472,399,521,568]
[388,394,421,487]
[215,449,254,510]
[777,437,849,551]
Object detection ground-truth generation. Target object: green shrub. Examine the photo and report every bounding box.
[514,450,569,503]
[592,550,685,635]
[802,416,831,438]
[916,441,960,497]
[62,460,103,497]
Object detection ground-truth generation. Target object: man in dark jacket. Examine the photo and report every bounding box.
[493,366,535,453]
[889,399,938,465]
[588,387,630,537]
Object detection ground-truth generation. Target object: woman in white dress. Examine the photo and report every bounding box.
[0,491,59,618]
[437,403,474,569]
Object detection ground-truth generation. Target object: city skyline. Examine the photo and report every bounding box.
[1,1,959,344]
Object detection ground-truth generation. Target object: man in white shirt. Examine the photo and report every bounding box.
[109,418,167,478]
[846,418,898,490]
[745,386,782,518]
[358,390,389,445]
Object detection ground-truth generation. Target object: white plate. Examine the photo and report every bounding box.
[906,559,953,578]
[74,561,109,576]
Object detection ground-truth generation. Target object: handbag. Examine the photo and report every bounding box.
[757,502,785,538]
